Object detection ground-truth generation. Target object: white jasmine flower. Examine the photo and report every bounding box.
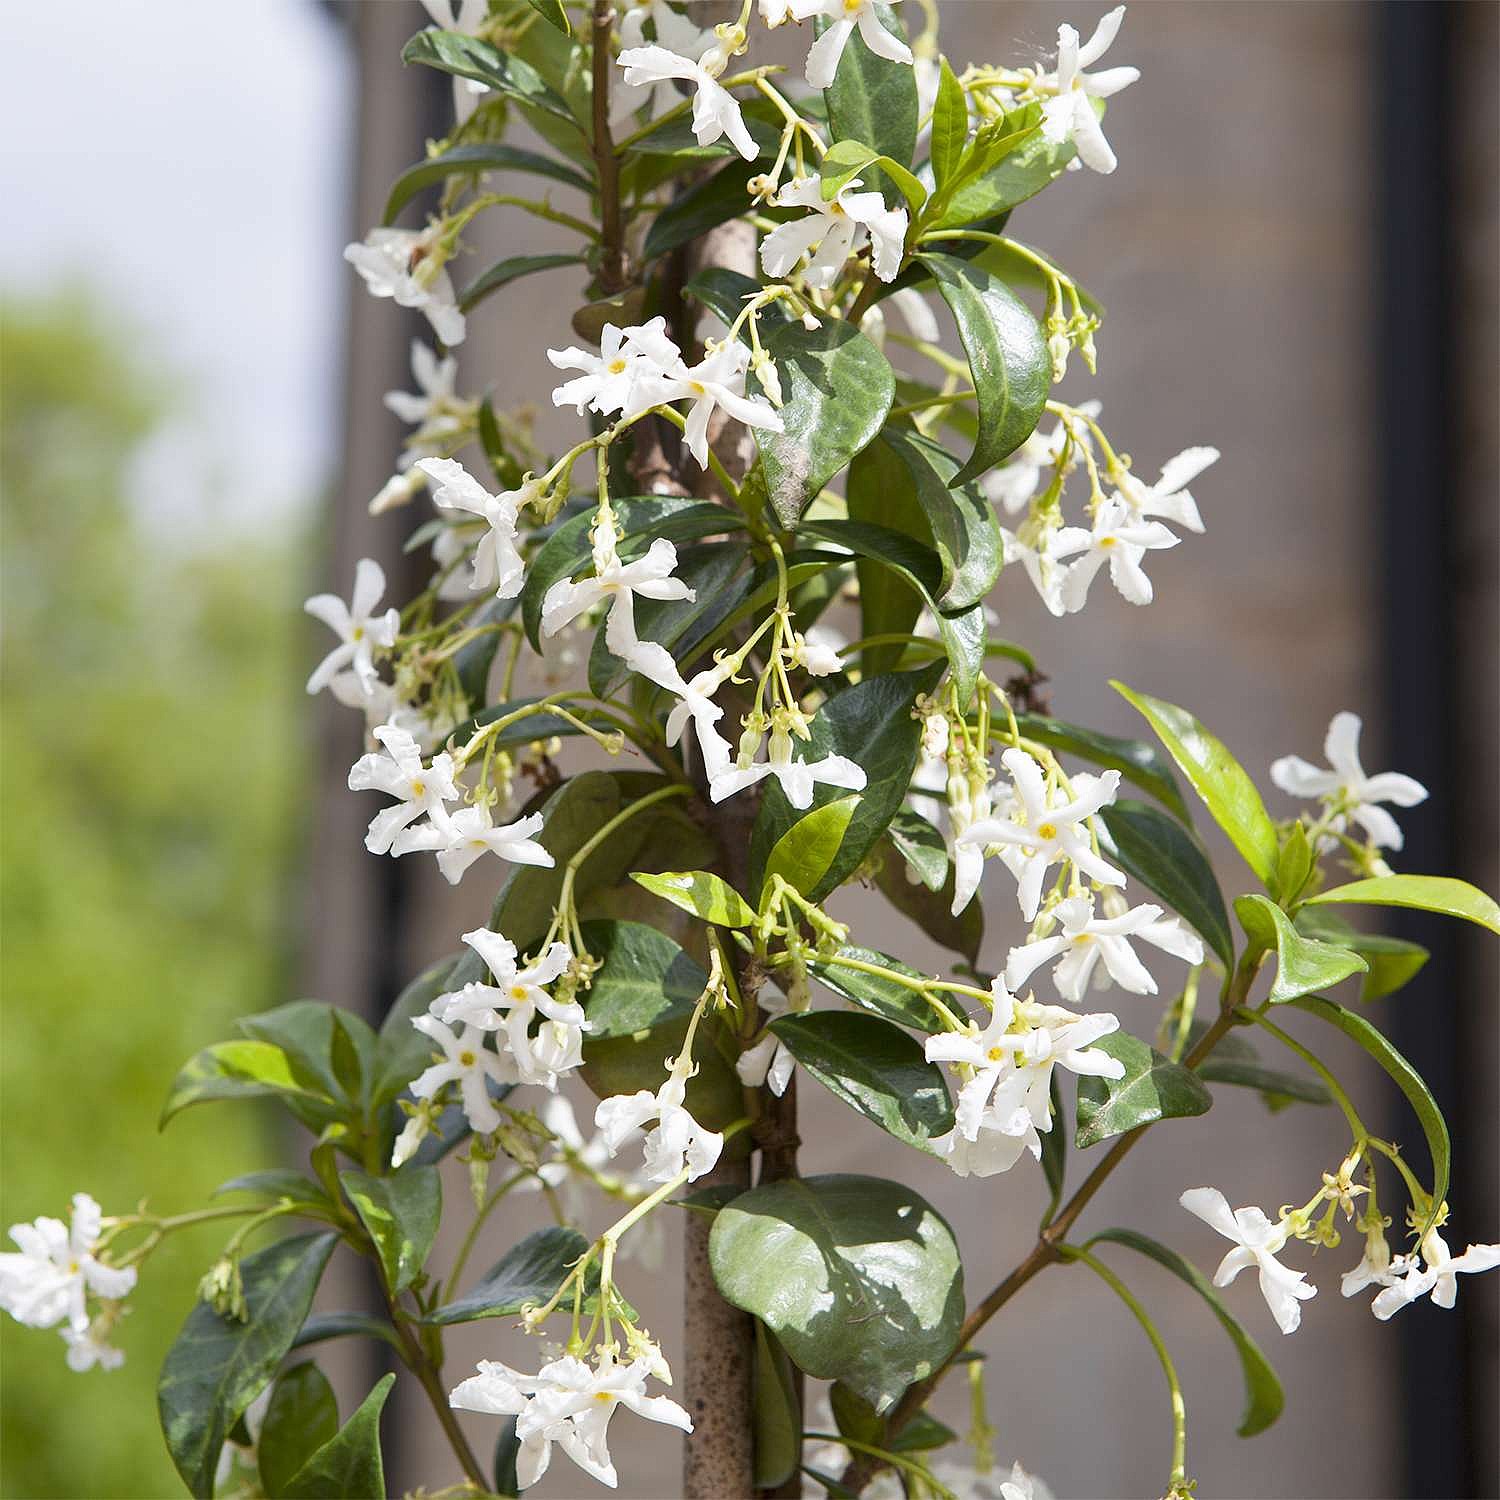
[957,751,1124,921]
[371,467,429,515]
[415,458,531,600]
[617,42,758,160]
[0,1194,135,1334]
[710,722,866,810]
[394,805,553,885]
[1005,893,1204,1002]
[386,339,459,427]
[1034,6,1139,175]
[1180,1186,1316,1334]
[615,3,715,121]
[344,226,466,346]
[760,175,909,287]
[1055,497,1181,611]
[658,656,739,775]
[945,762,994,915]
[62,1322,125,1372]
[983,402,1100,516]
[1269,711,1429,851]
[305,558,401,695]
[390,1098,441,1169]
[735,972,811,1096]
[548,318,683,419]
[1369,1227,1500,1320]
[348,724,461,855]
[409,1016,516,1135]
[1112,446,1218,533]
[1341,1225,1394,1299]
[996,1461,1056,1500]
[657,340,785,469]
[790,0,913,91]
[1001,518,1073,617]
[790,626,845,676]
[930,1105,1040,1179]
[595,1053,724,1183]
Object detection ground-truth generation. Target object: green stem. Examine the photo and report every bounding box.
[444,1170,530,1301]
[1235,1005,1367,1139]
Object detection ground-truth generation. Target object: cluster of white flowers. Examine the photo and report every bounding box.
[0,1193,135,1371]
[344,224,466,347]
[594,1049,725,1185]
[760,174,909,288]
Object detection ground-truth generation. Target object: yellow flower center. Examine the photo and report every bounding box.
[843,0,863,13]
[459,1050,476,1066]
[510,984,530,1001]
[1099,536,1117,548]
[593,1391,615,1403]
[1036,822,1058,840]
[411,779,426,797]
[352,625,365,639]
[986,1045,1006,1063]
[607,357,628,375]
[688,380,707,396]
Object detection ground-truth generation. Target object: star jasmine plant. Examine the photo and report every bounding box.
[8,6,1496,1499]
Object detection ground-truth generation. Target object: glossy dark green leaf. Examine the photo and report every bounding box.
[158,1232,338,1498]
[1196,1055,1332,1107]
[763,796,861,900]
[631,870,757,928]
[844,437,927,674]
[830,1382,955,1454]
[1288,995,1450,1226]
[459,251,585,312]
[257,1362,339,1498]
[873,845,984,966]
[1235,894,1367,1004]
[383,144,591,224]
[402,29,577,123]
[424,1227,592,1327]
[749,662,945,900]
[289,1312,401,1355]
[1075,1032,1211,1148]
[1293,908,1429,1003]
[494,1419,522,1499]
[753,1322,801,1490]
[645,159,757,261]
[338,1165,441,1294]
[238,1002,377,1111]
[526,0,570,34]
[757,319,895,528]
[917,251,1048,486]
[1303,875,1500,936]
[819,137,926,212]
[770,1011,954,1153]
[281,1373,393,1499]
[1039,1074,1066,1227]
[709,1174,963,1411]
[1112,681,1279,887]
[1015,713,1190,824]
[887,808,948,891]
[928,57,968,189]
[685,267,792,331]
[1098,801,1233,970]
[577,919,708,1040]
[808,946,943,1032]
[1087,1228,1284,1437]
[822,4,919,171]
[455,594,520,710]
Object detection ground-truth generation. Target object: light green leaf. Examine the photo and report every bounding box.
[917,251,1049,486]
[1111,681,1280,886]
[1016,712,1190,825]
[808,946,943,1033]
[460,251,585,312]
[757,319,895,529]
[1087,1228,1284,1437]
[631,870,757,928]
[158,1233,338,1498]
[762,797,861,901]
[238,1002,377,1112]
[1273,822,1314,906]
[383,144,591,224]
[159,1041,332,1131]
[1303,875,1500,936]
[753,1323,801,1491]
[338,1165,441,1294]
[423,1227,591,1326]
[709,1175,964,1411]
[281,1374,394,1500]
[1235,894,1367,1003]
[822,4,919,172]
[1075,1032,1212,1148]
[770,1011,954,1153]
[819,137,926,211]
[257,1362,339,1498]
[928,57,968,189]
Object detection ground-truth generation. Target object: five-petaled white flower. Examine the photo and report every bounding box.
[409,1016,515,1135]
[789,0,913,91]
[760,175,909,287]
[347,724,461,855]
[395,805,554,885]
[1005,893,1204,1003]
[1368,1226,1500,1320]
[617,41,758,160]
[0,1194,135,1334]
[1180,1186,1316,1334]
[305,558,401,696]
[385,338,461,434]
[1112,445,1218,533]
[710,721,866,810]
[956,751,1124,920]
[1001,517,1076,618]
[1269,711,1428,851]
[549,318,683,419]
[658,340,785,469]
[1054,496,1180,611]
[595,1053,724,1183]
[615,2,715,121]
[1033,6,1139,175]
[344,226,466,346]
[415,458,533,600]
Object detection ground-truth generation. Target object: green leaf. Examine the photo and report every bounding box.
[770,1011,954,1153]
[1273,822,1314,906]
[685,267,792,331]
[928,57,968,189]
[1075,1032,1212,1148]
[525,0,570,34]
[338,1165,441,1294]
[401,29,577,124]
[1196,1055,1332,1107]
[763,796,861,900]
[822,4,919,171]
[749,662,945,899]
[644,159,757,261]
[1097,801,1234,971]
[1293,909,1429,1003]
[383,144,591,224]
[808,946,943,1032]
[1039,1073,1066,1226]
[928,100,1089,228]
[290,1312,401,1355]
[1303,875,1500,936]
[459,251,585,312]
[1015,712,1190,824]
[757,319,895,529]
[1111,681,1280,886]
[753,1323,801,1491]
[916,251,1049,486]
[873,845,984,966]
[257,1362,339,1498]
[577,919,708,1039]
[281,1373,393,1500]
[970,237,1104,320]
[493,1419,522,1499]
[212,1170,331,1212]
[819,138,926,212]
[830,1383,955,1454]
[158,1232,338,1498]
[844,437,927,674]
[886,808,948,891]
[709,1175,963,1411]
[1234,894,1367,1004]
[1088,1228,1284,1437]
[423,1227,591,1326]
[159,1041,331,1130]
[631,870,757,928]
[1287,995,1450,1225]
[238,1002,377,1112]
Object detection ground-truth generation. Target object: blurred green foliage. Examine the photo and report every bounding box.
[1,290,306,1498]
